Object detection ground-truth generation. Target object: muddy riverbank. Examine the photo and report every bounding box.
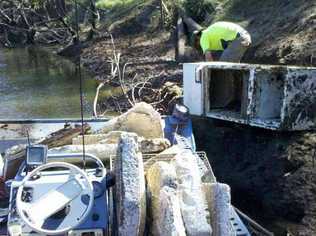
[192,117,316,236]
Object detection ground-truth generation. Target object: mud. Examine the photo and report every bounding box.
[192,117,316,236]
[225,0,316,66]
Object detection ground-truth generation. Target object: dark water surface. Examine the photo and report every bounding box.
[0,47,97,119]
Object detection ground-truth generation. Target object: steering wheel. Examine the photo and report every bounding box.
[16,162,94,235]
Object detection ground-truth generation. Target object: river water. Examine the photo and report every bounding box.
[0,47,97,119]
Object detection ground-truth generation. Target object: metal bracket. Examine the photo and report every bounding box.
[195,65,207,83]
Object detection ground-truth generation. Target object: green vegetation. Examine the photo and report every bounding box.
[96,0,138,9]
[182,0,215,22]
[96,0,150,30]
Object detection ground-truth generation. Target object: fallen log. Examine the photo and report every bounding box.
[176,17,186,62]
[181,14,203,33]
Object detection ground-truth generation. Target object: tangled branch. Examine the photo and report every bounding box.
[93,34,182,116]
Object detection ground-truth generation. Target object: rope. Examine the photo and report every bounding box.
[75,0,86,171]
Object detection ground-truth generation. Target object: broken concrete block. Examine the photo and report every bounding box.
[140,138,171,154]
[156,145,182,157]
[158,187,187,236]
[147,162,178,194]
[98,131,126,144]
[173,150,212,236]
[203,183,233,236]
[147,162,186,236]
[100,102,164,139]
[72,134,108,145]
[48,144,117,163]
[73,131,126,145]
[115,132,146,236]
[100,133,171,154]
[93,131,170,154]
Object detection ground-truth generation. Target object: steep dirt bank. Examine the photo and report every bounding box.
[205,0,316,66]
[193,118,316,236]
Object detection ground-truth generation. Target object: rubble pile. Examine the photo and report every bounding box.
[100,102,164,139]
[173,151,212,236]
[2,103,233,236]
[147,162,186,236]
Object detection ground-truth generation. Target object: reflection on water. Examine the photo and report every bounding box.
[0,47,97,119]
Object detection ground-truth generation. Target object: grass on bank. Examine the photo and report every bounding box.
[96,0,139,9]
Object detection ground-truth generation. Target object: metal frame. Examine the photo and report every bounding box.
[140,151,273,236]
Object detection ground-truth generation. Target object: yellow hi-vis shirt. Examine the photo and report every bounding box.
[200,22,245,53]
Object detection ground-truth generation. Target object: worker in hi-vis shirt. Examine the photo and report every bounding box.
[194,21,251,62]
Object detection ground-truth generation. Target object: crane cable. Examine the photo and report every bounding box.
[75,0,86,170]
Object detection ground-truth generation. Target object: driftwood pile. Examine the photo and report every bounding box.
[0,0,99,48]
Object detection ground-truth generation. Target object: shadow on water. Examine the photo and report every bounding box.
[0,46,108,119]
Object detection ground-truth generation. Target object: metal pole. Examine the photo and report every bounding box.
[75,0,87,171]
[234,207,274,236]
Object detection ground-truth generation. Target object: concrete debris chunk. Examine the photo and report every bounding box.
[140,138,171,154]
[72,134,108,145]
[173,150,212,236]
[147,162,178,195]
[203,183,233,236]
[48,144,118,162]
[99,134,171,154]
[98,131,126,144]
[156,145,182,157]
[115,132,146,236]
[147,162,185,236]
[158,187,187,236]
[100,102,164,139]
[73,131,125,145]
[73,133,170,154]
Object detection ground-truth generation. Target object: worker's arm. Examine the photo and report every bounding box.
[200,32,214,61]
[205,51,214,61]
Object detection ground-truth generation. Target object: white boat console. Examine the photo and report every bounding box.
[7,149,108,236]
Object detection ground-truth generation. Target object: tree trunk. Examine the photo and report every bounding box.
[176,17,186,62]
[87,0,99,41]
